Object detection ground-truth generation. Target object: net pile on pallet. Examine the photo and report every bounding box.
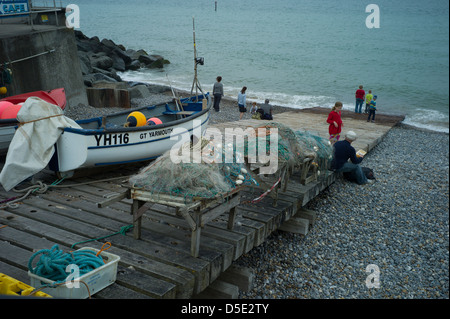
[243,122,333,175]
[129,138,257,203]
[294,130,334,173]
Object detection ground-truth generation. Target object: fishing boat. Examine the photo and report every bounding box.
[48,93,212,177]
[0,88,66,154]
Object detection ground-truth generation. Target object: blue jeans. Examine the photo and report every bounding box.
[355,98,364,113]
[367,109,376,121]
[336,162,368,185]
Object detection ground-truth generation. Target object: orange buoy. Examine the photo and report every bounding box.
[146,117,163,126]
[125,111,146,127]
[0,104,22,120]
[0,101,15,118]
[0,87,7,95]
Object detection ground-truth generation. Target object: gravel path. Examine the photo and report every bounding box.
[236,125,449,299]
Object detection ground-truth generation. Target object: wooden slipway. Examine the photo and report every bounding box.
[0,109,403,299]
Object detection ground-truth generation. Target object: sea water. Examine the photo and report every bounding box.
[60,0,448,133]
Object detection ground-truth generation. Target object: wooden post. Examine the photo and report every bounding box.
[191,208,201,258]
[227,206,237,230]
[131,200,146,239]
[117,89,130,108]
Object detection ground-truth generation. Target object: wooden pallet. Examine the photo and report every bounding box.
[127,187,242,258]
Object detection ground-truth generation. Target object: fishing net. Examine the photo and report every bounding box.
[128,138,257,203]
[243,122,333,175]
[294,130,333,172]
[243,122,301,171]
[128,122,334,203]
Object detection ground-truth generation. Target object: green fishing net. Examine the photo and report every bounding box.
[243,122,332,173]
[294,130,333,172]
[128,138,257,202]
[128,122,333,203]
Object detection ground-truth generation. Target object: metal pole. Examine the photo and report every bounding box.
[191,17,197,96]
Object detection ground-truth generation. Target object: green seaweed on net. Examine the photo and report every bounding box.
[294,130,333,171]
[242,122,333,173]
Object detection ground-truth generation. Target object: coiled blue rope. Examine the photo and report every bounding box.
[28,244,104,282]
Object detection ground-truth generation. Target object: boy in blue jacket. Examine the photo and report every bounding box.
[367,95,377,123]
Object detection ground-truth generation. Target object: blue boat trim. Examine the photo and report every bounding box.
[64,93,211,135]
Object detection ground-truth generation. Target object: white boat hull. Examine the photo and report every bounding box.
[50,94,212,175]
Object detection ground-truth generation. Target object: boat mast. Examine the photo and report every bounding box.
[190,17,204,100]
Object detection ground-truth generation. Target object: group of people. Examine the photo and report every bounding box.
[327,102,372,185]
[355,85,378,123]
[212,76,273,120]
[214,77,372,185]
[326,84,381,185]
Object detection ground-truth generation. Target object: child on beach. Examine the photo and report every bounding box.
[367,95,377,122]
[250,102,261,119]
[327,101,343,145]
[365,90,373,114]
[238,86,247,120]
[250,102,258,114]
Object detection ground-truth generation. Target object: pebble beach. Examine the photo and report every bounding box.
[235,124,449,299]
[64,88,449,299]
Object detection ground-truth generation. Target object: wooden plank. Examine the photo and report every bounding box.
[146,208,235,274]
[1,200,196,298]
[208,216,256,254]
[218,264,254,292]
[236,206,274,239]
[296,208,317,226]
[116,89,130,108]
[233,215,266,247]
[0,208,186,298]
[0,260,30,285]
[144,207,246,262]
[193,279,239,299]
[278,217,309,235]
[0,240,157,300]
[200,193,240,226]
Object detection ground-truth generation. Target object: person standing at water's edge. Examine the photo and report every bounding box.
[367,95,377,123]
[213,76,223,112]
[238,86,247,120]
[355,85,365,113]
[365,90,373,114]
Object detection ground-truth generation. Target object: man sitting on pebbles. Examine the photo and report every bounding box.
[330,131,372,185]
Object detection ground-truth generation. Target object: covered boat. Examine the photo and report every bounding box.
[0,88,66,154]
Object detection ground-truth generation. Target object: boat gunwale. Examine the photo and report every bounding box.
[65,93,212,135]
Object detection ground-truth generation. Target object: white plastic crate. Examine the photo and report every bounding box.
[28,247,120,299]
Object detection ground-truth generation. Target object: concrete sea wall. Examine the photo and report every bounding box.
[0,24,88,107]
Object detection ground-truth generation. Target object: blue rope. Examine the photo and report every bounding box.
[28,244,104,282]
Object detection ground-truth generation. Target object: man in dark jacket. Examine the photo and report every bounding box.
[331,131,369,185]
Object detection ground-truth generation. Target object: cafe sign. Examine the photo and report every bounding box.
[0,0,30,16]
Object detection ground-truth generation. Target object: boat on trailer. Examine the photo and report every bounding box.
[48,93,212,177]
[0,88,66,155]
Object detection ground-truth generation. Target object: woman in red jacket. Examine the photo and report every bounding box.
[327,101,343,145]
